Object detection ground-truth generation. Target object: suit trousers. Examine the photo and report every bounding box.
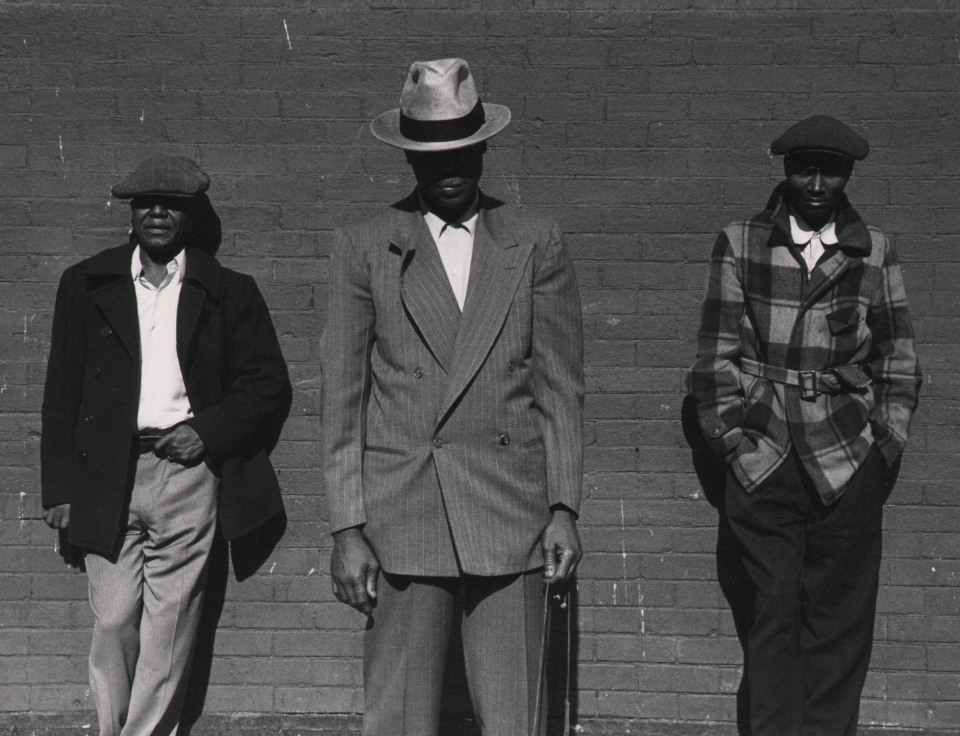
[363,570,547,736]
[723,445,894,736]
[85,452,219,736]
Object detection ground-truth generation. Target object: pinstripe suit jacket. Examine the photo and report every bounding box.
[320,191,584,576]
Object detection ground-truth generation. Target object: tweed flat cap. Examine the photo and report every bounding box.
[111,155,210,199]
[770,115,869,160]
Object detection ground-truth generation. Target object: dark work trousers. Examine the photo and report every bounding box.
[723,445,895,736]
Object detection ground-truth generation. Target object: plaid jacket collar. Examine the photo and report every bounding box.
[762,183,873,257]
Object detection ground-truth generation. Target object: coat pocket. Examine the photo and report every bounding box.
[827,306,861,335]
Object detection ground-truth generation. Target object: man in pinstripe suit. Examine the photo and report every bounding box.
[320,59,584,736]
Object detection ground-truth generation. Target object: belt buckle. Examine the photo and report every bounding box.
[798,370,819,400]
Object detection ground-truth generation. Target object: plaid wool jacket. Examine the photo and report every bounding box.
[689,187,921,504]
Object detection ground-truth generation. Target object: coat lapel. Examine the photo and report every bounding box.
[396,207,461,372]
[439,199,533,422]
[177,248,221,372]
[91,278,139,362]
[85,244,139,362]
[801,252,853,312]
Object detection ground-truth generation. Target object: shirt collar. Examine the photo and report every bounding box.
[419,192,480,238]
[789,211,838,247]
[131,245,187,284]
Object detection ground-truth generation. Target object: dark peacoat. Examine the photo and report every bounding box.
[41,242,292,557]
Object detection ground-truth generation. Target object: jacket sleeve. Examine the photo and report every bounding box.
[688,229,746,460]
[319,228,374,533]
[864,235,922,466]
[531,223,585,514]
[41,269,85,508]
[187,274,291,465]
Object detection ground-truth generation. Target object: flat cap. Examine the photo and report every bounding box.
[770,115,869,161]
[111,155,210,199]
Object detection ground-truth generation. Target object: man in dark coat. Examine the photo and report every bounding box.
[41,155,291,736]
[689,116,921,735]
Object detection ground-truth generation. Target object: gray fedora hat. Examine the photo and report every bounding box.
[371,58,511,152]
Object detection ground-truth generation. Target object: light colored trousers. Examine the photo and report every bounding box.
[363,570,548,736]
[85,452,218,736]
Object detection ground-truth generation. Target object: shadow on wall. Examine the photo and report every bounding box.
[680,394,755,736]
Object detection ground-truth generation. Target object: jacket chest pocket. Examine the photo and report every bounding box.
[826,306,861,335]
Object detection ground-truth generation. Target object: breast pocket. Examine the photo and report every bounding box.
[826,306,861,335]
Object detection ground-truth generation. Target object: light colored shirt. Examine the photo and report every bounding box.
[789,212,838,274]
[423,209,478,311]
[131,246,192,430]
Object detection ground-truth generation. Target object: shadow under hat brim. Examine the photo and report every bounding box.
[370,103,511,152]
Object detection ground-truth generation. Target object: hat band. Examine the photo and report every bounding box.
[399,100,486,143]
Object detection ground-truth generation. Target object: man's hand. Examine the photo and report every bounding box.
[542,507,582,584]
[42,503,70,529]
[331,527,380,616]
[154,425,207,465]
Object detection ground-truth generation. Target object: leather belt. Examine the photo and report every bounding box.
[136,427,169,454]
[740,358,871,401]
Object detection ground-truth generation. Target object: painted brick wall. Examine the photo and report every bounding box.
[1,1,959,733]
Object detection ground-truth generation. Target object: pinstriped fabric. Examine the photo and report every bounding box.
[320,191,584,576]
[689,191,921,504]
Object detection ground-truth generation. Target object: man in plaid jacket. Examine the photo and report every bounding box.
[689,115,921,736]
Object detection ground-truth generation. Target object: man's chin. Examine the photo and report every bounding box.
[139,240,184,261]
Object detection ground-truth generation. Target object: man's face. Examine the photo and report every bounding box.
[406,143,485,221]
[130,195,193,258]
[784,152,853,229]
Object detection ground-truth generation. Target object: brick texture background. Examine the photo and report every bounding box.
[2,0,959,733]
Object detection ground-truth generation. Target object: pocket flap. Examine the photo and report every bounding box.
[827,306,861,334]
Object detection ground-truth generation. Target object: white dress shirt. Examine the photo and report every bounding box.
[789,212,838,274]
[423,209,479,311]
[131,246,192,430]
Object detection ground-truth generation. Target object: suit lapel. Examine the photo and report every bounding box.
[439,201,533,422]
[396,210,461,372]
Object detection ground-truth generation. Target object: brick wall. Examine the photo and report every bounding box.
[2,1,959,733]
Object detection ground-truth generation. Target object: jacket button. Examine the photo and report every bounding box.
[508,361,516,373]
[710,427,722,437]
[414,367,424,379]
[78,452,87,464]
[93,367,102,378]
[99,326,112,337]
[84,416,94,425]
[498,433,511,446]
[432,438,445,449]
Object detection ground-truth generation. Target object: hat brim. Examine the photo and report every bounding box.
[112,188,204,200]
[778,147,864,162]
[370,104,511,152]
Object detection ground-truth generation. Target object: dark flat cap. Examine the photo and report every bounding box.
[770,115,869,160]
[111,155,210,199]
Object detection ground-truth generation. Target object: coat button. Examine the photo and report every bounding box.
[93,367,102,378]
[414,367,424,379]
[78,452,87,464]
[498,433,511,446]
[508,361,517,373]
[710,427,722,437]
[432,438,445,449]
[99,326,112,337]
[84,416,94,425]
